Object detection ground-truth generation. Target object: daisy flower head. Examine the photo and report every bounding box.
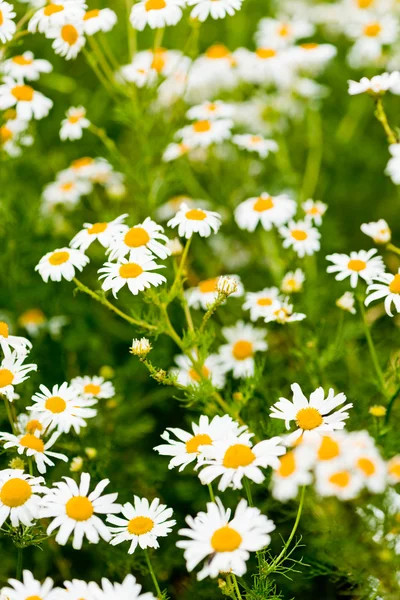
[186,275,243,310]
[41,472,121,549]
[256,17,315,49]
[0,77,53,121]
[242,288,280,321]
[270,383,353,445]
[0,348,37,401]
[336,291,356,314]
[47,19,86,60]
[348,71,400,96]
[365,269,400,316]
[315,460,364,500]
[28,0,86,34]
[0,321,31,355]
[288,42,337,73]
[1,570,61,600]
[107,217,170,261]
[347,15,398,68]
[154,414,247,471]
[0,431,68,474]
[177,497,275,580]
[130,337,152,357]
[107,496,176,553]
[186,100,235,121]
[326,248,385,288]
[187,0,243,23]
[70,214,128,252]
[279,219,321,258]
[60,579,94,600]
[82,8,117,35]
[387,455,400,484]
[271,445,315,502]
[232,133,278,158]
[385,143,400,184]
[27,382,97,435]
[177,118,233,148]
[2,51,53,81]
[198,435,285,491]
[361,219,391,244]
[129,0,185,31]
[35,247,89,282]
[302,199,327,225]
[281,269,305,294]
[18,308,46,336]
[98,251,166,298]
[70,375,115,400]
[0,469,47,528]
[88,574,156,600]
[0,1,16,43]
[60,106,90,141]
[162,141,191,162]
[263,298,306,325]
[170,353,226,389]
[235,192,296,232]
[167,202,222,239]
[218,321,268,379]
[42,174,92,210]
[352,445,387,494]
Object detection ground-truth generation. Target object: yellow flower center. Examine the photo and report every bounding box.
[72,157,93,170]
[250,135,262,143]
[389,461,400,478]
[253,196,274,212]
[232,340,253,360]
[300,43,319,50]
[364,22,381,37]
[317,436,340,461]
[84,9,100,20]
[12,55,34,65]
[26,597,42,600]
[26,419,43,434]
[206,44,230,59]
[256,48,277,59]
[20,309,45,325]
[45,396,67,414]
[88,222,107,235]
[61,24,79,45]
[199,278,218,293]
[0,126,13,144]
[49,251,70,266]
[358,0,374,7]
[0,321,9,338]
[185,208,207,221]
[151,48,166,73]
[127,516,154,535]
[357,457,375,477]
[277,451,296,477]
[208,103,217,111]
[185,433,213,454]
[278,23,291,37]
[68,113,84,124]
[119,263,144,279]
[291,229,308,241]
[20,434,45,453]
[66,496,94,521]
[223,444,256,468]
[44,4,64,16]
[60,182,74,191]
[347,259,366,272]
[0,368,14,388]
[211,526,242,552]
[0,478,32,507]
[389,274,400,294]
[188,365,210,381]
[257,297,273,306]
[329,471,350,488]
[295,407,323,430]
[124,227,150,248]
[193,120,211,133]
[0,10,3,26]
[11,85,34,102]
[84,383,101,395]
[145,0,166,10]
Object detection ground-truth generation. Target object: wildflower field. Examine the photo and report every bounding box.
[2,0,400,598]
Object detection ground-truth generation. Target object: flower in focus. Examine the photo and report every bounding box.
[0,77,53,121]
[235,192,296,232]
[280,219,321,258]
[0,469,47,527]
[0,348,37,401]
[0,431,68,474]
[35,248,89,282]
[88,574,156,600]
[82,8,117,35]
[0,1,16,43]
[218,321,268,378]
[0,321,31,355]
[336,291,356,314]
[70,214,128,252]
[167,203,222,239]
[186,275,243,309]
[232,133,278,158]
[361,219,391,244]
[130,0,185,31]
[326,249,385,288]
[47,20,87,60]
[130,338,152,357]
[28,1,86,33]
[281,269,305,294]
[98,250,166,297]
[60,106,90,141]
[187,0,243,22]
[365,270,400,316]
[107,217,170,260]
[1,570,61,600]
[70,375,115,400]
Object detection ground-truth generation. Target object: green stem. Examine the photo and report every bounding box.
[231,574,243,600]
[386,242,400,257]
[89,124,119,156]
[384,385,400,425]
[358,298,387,396]
[300,107,323,202]
[16,546,23,579]
[87,34,116,86]
[243,477,253,506]
[153,28,165,52]
[2,395,17,433]
[144,549,162,599]
[207,483,215,502]
[28,457,34,476]
[82,47,116,99]
[374,97,397,145]
[170,238,192,298]
[125,0,136,59]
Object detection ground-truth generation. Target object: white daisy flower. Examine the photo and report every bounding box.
[98,251,166,298]
[232,133,278,158]
[279,219,321,258]
[88,574,156,600]
[0,469,47,528]
[28,1,86,33]
[82,8,117,35]
[187,0,243,22]
[288,42,337,73]
[1,570,61,600]
[0,116,32,157]
[107,496,176,553]
[281,269,305,294]
[385,143,400,184]
[346,15,398,68]
[242,288,280,321]
[156,195,199,221]
[233,46,290,86]
[0,1,16,43]
[0,77,53,121]
[170,353,226,389]
[177,498,275,580]
[186,100,235,121]
[326,248,385,288]
[302,199,327,225]
[0,431,68,474]
[186,275,243,310]
[336,291,356,314]
[70,214,128,252]
[0,321,31,355]
[218,321,268,379]
[162,141,191,162]
[154,414,247,471]
[235,192,296,232]
[27,382,97,435]
[256,17,314,49]
[41,472,121,549]
[353,448,387,493]
[348,71,400,95]
[107,217,170,261]
[198,435,285,491]
[70,375,115,400]
[270,383,353,445]
[387,455,400,484]
[361,219,391,244]
[35,247,89,283]
[264,298,306,325]
[60,106,90,141]
[2,51,53,81]
[315,461,364,500]
[167,202,222,239]
[60,579,94,600]
[271,446,315,502]
[18,308,46,337]
[177,118,233,148]
[0,348,37,401]
[130,338,152,357]
[129,0,185,31]
[365,270,400,316]
[47,20,86,60]
[42,175,92,209]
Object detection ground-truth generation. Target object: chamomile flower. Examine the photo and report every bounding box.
[264,298,306,325]
[60,106,90,140]
[154,414,247,471]
[242,288,280,321]
[89,574,156,600]
[2,52,53,81]
[385,143,400,184]
[170,353,226,389]
[0,77,53,121]
[1,570,61,600]
[336,291,356,314]
[177,498,275,580]
[0,431,68,474]
[270,383,353,445]
[365,270,400,316]
[70,214,128,252]
[167,202,222,239]
[0,469,47,527]
[186,100,235,121]
[28,1,86,33]
[348,71,400,95]
[70,375,115,400]
[0,348,37,401]
[41,472,121,549]
[60,580,94,600]
[107,217,170,260]
[107,496,176,553]
[271,446,315,502]
[280,219,321,258]
[347,15,398,68]
[162,141,191,162]
[48,20,86,60]
[218,321,268,379]
[0,1,16,43]
[130,338,152,357]
[187,0,243,22]
[186,275,243,309]
[235,192,296,232]
[281,269,305,294]
[232,133,278,158]
[0,321,31,355]
[326,249,385,288]
[82,8,117,35]
[361,219,391,244]
[288,42,337,72]
[35,248,89,282]
[98,251,166,298]
[387,455,400,484]
[129,0,185,31]
[177,118,233,148]
[302,199,327,225]
[353,448,387,493]
[42,175,92,209]
[18,308,46,336]
[256,17,315,49]
[315,461,364,500]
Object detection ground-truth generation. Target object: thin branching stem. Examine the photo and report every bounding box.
[374,97,397,145]
[357,298,388,397]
